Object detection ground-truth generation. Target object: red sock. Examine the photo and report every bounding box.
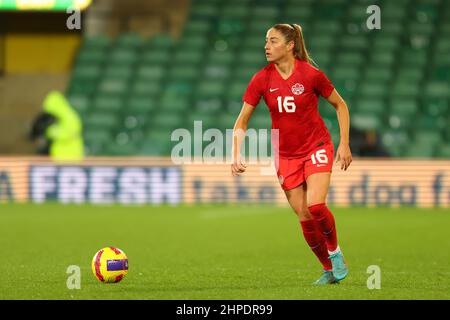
[308,203,338,252]
[300,219,332,271]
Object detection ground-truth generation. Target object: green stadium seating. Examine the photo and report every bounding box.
[336,52,365,67]
[425,82,450,99]
[67,94,90,115]
[203,65,231,81]
[92,94,124,113]
[437,145,450,159]
[140,131,173,156]
[172,50,204,64]
[390,99,419,118]
[282,6,313,22]
[178,35,209,50]
[382,130,410,157]
[84,111,119,129]
[251,6,279,20]
[140,49,171,65]
[127,96,158,115]
[130,80,161,97]
[97,78,129,96]
[147,34,175,48]
[115,33,144,49]
[352,113,382,131]
[80,34,112,49]
[422,98,448,117]
[372,34,400,51]
[391,81,420,99]
[414,130,443,147]
[355,99,386,117]
[103,65,134,80]
[404,142,436,158]
[67,0,450,157]
[183,20,212,34]
[364,66,393,82]
[109,48,139,65]
[76,48,107,65]
[135,65,165,81]
[168,65,198,81]
[159,97,189,113]
[358,81,388,98]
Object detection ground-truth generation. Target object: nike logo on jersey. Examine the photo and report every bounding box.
[317,164,326,167]
[269,88,279,92]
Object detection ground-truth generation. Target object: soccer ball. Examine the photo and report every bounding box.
[92,247,128,283]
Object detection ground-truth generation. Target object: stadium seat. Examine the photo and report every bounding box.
[67,94,90,115]
[355,99,386,117]
[76,48,107,65]
[80,34,112,49]
[140,49,171,65]
[352,112,382,131]
[404,142,436,158]
[358,81,388,99]
[84,128,112,145]
[372,34,401,51]
[422,98,448,117]
[103,65,134,80]
[115,33,144,49]
[189,1,220,18]
[172,50,204,65]
[71,64,102,81]
[183,20,212,34]
[127,96,158,115]
[168,65,199,81]
[84,111,120,129]
[178,35,209,50]
[147,33,175,48]
[135,65,165,82]
[437,145,450,159]
[364,66,393,82]
[390,99,419,118]
[196,81,227,99]
[92,94,124,113]
[207,50,235,65]
[282,6,313,22]
[382,130,411,157]
[108,48,139,65]
[130,80,161,97]
[97,78,129,96]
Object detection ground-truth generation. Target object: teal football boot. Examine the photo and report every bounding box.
[329,251,348,281]
[313,270,337,285]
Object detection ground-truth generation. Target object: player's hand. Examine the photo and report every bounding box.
[231,158,247,176]
[335,143,352,171]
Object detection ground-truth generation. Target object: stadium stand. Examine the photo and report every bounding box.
[66,0,450,158]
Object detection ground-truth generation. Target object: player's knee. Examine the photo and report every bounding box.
[293,207,312,220]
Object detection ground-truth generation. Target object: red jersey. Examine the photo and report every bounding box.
[243,59,335,158]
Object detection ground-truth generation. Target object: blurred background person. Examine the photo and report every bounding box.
[30,91,84,161]
[350,127,390,158]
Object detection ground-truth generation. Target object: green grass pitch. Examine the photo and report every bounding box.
[1,203,449,299]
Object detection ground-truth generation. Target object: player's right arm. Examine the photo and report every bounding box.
[231,102,256,176]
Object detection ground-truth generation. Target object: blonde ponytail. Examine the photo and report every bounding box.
[272,23,313,65]
[290,24,312,64]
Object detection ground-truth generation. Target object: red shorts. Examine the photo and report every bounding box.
[275,141,334,191]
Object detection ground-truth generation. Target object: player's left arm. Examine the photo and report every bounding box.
[325,89,352,171]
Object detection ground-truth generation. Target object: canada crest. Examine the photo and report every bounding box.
[291,83,304,95]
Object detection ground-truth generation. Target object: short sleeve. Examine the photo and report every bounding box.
[243,73,263,107]
[315,70,335,98]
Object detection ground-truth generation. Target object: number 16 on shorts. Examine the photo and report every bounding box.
[311,149,328,167]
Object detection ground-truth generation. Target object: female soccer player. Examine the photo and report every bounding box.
[231,24,352,285]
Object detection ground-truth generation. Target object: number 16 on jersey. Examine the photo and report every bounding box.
[277,96,296,113]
